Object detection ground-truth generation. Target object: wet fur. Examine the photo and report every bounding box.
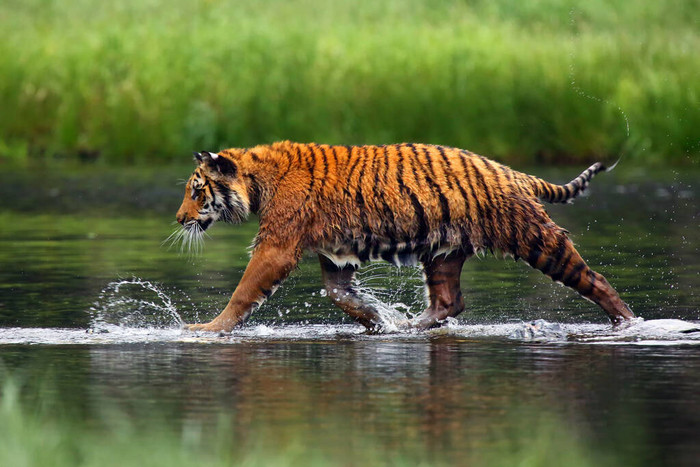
[176,141,635,332]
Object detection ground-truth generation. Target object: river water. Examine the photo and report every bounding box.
[0,164,698,465]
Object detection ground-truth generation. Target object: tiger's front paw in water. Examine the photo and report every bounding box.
[184,319,236,333]
[184,323,216,332]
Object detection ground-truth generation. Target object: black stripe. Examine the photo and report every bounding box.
[574,179,583,196]
[396,243,416,265]
[393,146,409,241]
[551,259,569,282]
[552,235,569,265]
[541,181,553,200]
[293,144,302,167]
[552,185,562,202]
[380,243,397,263]
[261,288,272,298]
[431,146,467,210]
[355,146,370,196]
[277,146,293,181]
[457,151,486,239]
[408,192,429,239]
[435,147,472,235]
[296,145,317,207]
[466,155,495,246]
[246,174,262,214]
[562,185,572,201]
[212,179,230,207]
[371,240,382,258]
[373,146,382,193]
[381,145,396,234]
[426,278,446,286]
[317,145,329,190]
[320,256,342,273]
[541,235,567,275]
[527,247,542,267]
[356,189,365,209]
[204,181,216,206]
[395,145,406,189]
[394,146,416,242]
[480,156,506,229]
[356,147,373,236]
[399,145,430,240]
[325,145,339,185]
[347,146,363,181]
[407,145,451,226]
[579,270,595,295]
[329,145,338,171]
[303,145,315,194]
[371,146,396,236]
[562,262,587,288]
[357,240,370,262]
[526,227,545,267]
[420,146,441,184]
[435,146,455,189]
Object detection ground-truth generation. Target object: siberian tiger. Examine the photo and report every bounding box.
[175,141,635,332]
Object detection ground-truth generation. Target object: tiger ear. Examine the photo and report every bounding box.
[193,152,203,163]
[200,151,237,176]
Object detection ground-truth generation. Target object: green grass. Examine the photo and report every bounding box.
[0,377,648,467]
[0,0,697,165]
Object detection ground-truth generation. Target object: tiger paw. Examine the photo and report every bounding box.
[184,321,230,333]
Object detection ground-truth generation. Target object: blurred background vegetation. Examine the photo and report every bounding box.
[0,0,697,166]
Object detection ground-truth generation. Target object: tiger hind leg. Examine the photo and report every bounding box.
[318,254,385,332]
[412,251,469,330]
[524,228,635,325]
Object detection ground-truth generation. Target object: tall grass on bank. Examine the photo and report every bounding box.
[0,377,647,467]
[0,0,697,165]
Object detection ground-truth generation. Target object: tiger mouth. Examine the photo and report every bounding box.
[185,218,213,231]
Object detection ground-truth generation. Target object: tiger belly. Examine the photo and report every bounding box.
[319,240,457,269]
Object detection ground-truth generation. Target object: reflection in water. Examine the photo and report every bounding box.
[58,339,697,465]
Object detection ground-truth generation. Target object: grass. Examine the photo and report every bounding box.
[0,0,697,165]
[0,377,649,467]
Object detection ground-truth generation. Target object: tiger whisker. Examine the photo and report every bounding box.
[162,222,207,257]
[162,227,185,249]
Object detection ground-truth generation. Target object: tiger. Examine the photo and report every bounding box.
[175,141,635,332]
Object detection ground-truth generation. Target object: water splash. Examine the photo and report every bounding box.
[89,278,185,331]
[353,263,426,330]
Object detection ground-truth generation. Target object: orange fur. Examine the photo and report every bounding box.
[177,142,634,332]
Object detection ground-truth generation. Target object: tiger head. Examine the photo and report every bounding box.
[173,151,251,250]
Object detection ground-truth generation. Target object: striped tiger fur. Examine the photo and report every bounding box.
[175,141,635,332]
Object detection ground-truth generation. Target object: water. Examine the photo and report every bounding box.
[0,165,699,465]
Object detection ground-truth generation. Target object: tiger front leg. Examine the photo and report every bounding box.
[186,242,300,332]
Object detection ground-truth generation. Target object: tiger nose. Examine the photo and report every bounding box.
[176,211,187,225]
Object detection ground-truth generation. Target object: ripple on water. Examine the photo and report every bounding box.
[1,319,699,346]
